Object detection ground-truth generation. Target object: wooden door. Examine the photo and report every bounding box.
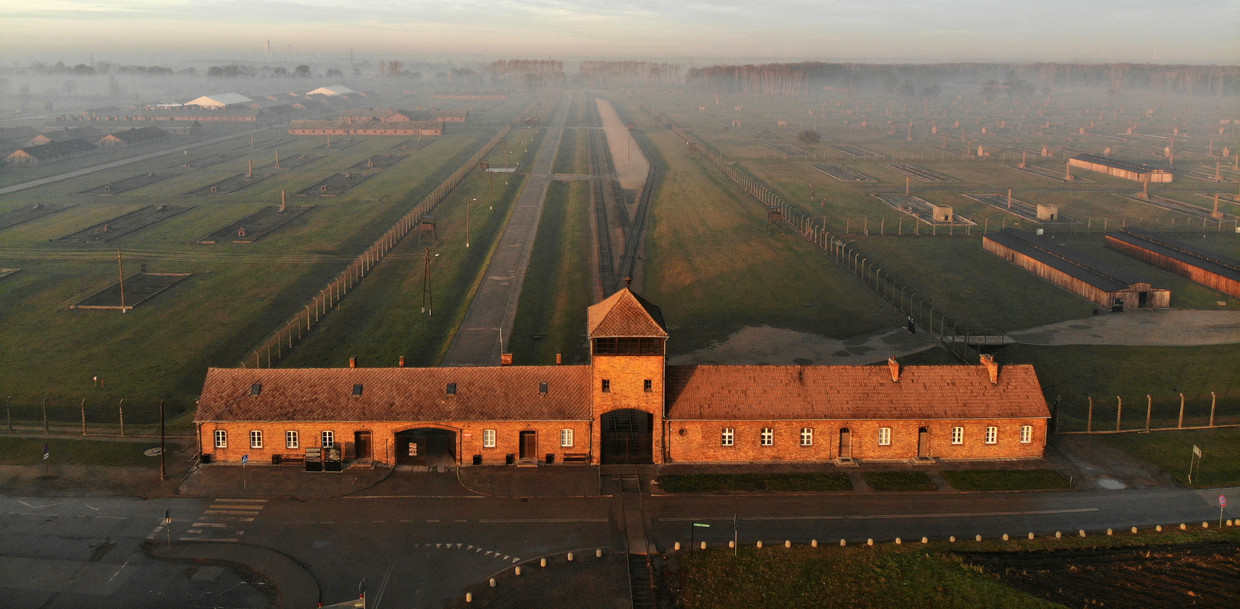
[839,428,851,459]
[917,428,929,458]
[354,431,372,460]
[519,431,536,460]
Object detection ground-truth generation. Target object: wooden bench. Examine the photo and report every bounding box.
[563,453,590,464]
[272,454,305,464]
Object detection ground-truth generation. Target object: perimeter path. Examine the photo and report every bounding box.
[442,93,573,365]
[0,126,274,197]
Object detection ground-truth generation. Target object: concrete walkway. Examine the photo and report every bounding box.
[442,92,572,365]
[147,541,320,609]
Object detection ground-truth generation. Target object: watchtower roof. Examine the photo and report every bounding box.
[587,288,668,338]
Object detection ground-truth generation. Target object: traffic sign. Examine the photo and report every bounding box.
[1221,495,1228,508]
[242,454,249,464]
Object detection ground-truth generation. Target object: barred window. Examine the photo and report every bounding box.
[721,428,734,447]
[322,430,335,448]
[760,428,774,447]
[800,428,813,447]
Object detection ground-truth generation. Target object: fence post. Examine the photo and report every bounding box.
[1116,396,1123,432]
[81,398,87,436]
[118,399,125,436]
[1145,395,1152,431]
[1178,393,1185,429]
[43,399,49,434]
[1210,392,1216,427]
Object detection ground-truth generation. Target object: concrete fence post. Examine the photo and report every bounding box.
[1178,393,1185,428]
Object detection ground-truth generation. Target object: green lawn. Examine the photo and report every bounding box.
[1101,427,1240,487]
[942,469,1071,491]
[658,473,852,493]
[861,470,936,491]
[0,437,162,467]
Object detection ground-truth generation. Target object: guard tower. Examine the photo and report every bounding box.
[587,288,668,465]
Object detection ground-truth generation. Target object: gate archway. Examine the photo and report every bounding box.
[394,428,456,467]
[600,409,653,464]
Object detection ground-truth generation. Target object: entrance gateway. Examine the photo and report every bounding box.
[394,428,455,467]
[601,409,653,464]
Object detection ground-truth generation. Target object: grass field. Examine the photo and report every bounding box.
[507,179,593,364]
[617,97,903,354]
[0,436,162,467]
[861,470,936,491]
[672,528,1240,609]
[1101,427,1240,487]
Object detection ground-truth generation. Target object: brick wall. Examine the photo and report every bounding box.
[664,418,1046,463]
[590,353,665,463]
[200,419,592,467]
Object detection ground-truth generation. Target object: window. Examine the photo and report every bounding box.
[800,427,813,447]
[878,427,891,446]
[985,426,998,445]
[951,427,964,445]
[286,430,299,449]
[539,382,548,394]
[721,428,735,447]
[250,383,262,396]
[352,383,363,396]
[761,427,774,446]
[214,429,227,448]
[446,383,457,395]
[643,379,653,392]
[322,430,334,448]
[249,430,263,449]
[1020,425,1033,444]
[561,429,574,448]
[601,379,610,393]
[483,429,496,448]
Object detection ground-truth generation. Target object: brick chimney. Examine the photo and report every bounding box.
[555,353,562,365]
[398,355,405,368]
[888,357,900,382]
[980,353,999,384]
[349,356,358,368]
[501,353,513,366]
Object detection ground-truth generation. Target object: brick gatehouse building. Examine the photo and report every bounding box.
[195,289,1050,468]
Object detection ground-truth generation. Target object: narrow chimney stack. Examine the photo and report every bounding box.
[349,356,358,368]
[888,357,900,382]
[501,353,513,366]
[980,353,999,384]
[555,353,562,365]
[398,355,405,368]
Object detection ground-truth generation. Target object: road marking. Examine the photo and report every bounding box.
[478,518,609,524]
[107,555,134,584]
[659,508,1100,523]
[191,522,228,528]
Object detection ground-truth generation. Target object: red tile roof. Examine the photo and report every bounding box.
[665,364,1049,421]
[587,288,668,338]
[196,365,592,423]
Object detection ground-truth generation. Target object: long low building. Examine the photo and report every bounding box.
[196,289,1050,468]
[983,229,1170,311]
[1106,228,1240,298]
[1068,153,1173,183]
[287,120,443,137]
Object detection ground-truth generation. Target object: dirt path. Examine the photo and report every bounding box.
[675,310,1240,366]
[595,98,648,191]
[1008,310,1240,346]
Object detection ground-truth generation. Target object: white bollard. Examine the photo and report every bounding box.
[784,540,791,548]
[1028,533,1035,540]
[700,541,707,550]
[948,536,956,543]
[1078,530,1086,538]
[839,539,846,547]
[1179,523,1186,531]
[1131,526,1139,534]
[975,535,982,542]
[1202,522,1209,529]
[540,558,547,568]
[489,578,496,588]
[596,549,603,558]
[567,552,574,562]
[1055,531,1062,539]
[756,540,763,548]
[894,537,902,545]
[466,592,473,603]
[921,537,928,544]
[1106,528,1113,536]
[1001,534,1009,541]
[866,538,874,546]
[674,542,681,551]
[515,566,521,576]
[811,539,818,548]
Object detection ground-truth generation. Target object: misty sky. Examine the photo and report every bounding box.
[1,0,1237,64]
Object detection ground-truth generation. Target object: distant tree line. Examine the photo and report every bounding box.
[577,61,682,87]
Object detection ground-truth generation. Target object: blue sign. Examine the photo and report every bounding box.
[241,454,249,464]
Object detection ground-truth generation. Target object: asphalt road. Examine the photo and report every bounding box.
[4,479,1236,608]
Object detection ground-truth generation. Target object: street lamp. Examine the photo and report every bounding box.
[466,198,475,248]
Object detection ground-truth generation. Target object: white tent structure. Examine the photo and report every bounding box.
[185,93,253,109]
[307,85,357,96]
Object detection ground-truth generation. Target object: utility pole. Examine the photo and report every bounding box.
[159,400,166,481]
[117,250,126,313]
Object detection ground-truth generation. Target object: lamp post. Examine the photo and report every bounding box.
[466,198,475,248]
